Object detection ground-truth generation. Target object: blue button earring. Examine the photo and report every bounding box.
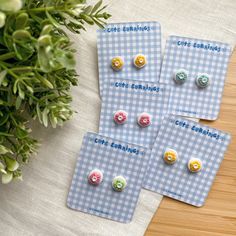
[195,73,210,88]
[173,69,188,84]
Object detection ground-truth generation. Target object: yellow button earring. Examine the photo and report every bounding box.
[111,56,124,71]
[188,158,202,173]
[133,54,147,69]
[163,148,178,165]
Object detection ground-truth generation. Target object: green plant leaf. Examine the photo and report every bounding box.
[12,30,35,60]
[0,162,7,174]
[0,114,9,126]
[40,24,53,36]
[91,0,103,14]
[36,72,54,88]
[56,51,76,70]
[49,113,57,128]
[0,132,13,137]
[26,85,34,94]
[13,80,18,94]
[83,6,93,14]
[15,96,22,110]
[2,172,13,184]
[18,84,25,99]
[15,13,29,30]
[4,157,19,172]
[16,127,28,139]
[13,173,23,181]
[13,30,31,41]
[45,11,59,28]
[42,107,49,127]
[0,0,22,12]
[80,14,94,25]
[0,144,12,154]
[0,70,7,86]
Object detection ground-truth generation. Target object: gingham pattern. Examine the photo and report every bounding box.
[160,36,231,120]
[97,22,161,97]
[67,132,148,223]
[143,115,231,207]
[99,78,170,148]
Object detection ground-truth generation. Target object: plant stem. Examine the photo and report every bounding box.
[9,113,18,127]
[19,6,71,13]
[20,6,55,13]
[27,93,39,102]
[19,2,85,14]
[5,137,17,153]
[11,66,35,72]
[0,63,19,79]
[0,52,16,61]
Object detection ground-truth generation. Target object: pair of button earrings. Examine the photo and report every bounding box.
[88,169,127,192]
[163,148,202,173]
[111,54,147,71]
[113,110,151,128]
[174,69,210,88]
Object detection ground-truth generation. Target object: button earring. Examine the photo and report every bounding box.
[113,110,128,125]
[195,73,210,88]
[188,158,202,173]
[112,176,127,192]
[173,69,188,84]
[137,112,152,127]
[133,54,147,69]
[163,148,178,164]
[111,56,124,71]
[88,169,103,185]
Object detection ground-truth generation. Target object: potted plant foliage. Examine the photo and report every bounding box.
[0,0,111,184]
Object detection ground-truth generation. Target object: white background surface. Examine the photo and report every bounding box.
[0,1,235,236]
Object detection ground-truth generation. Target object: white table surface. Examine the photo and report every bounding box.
[0,1,235,235]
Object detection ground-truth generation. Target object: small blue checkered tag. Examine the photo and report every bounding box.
[97,21,161,97]
[160,36,231,120]
[99,78,170,148]
[67,132,148,223]
[143,115,231,207]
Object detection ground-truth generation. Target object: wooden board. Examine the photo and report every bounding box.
[146,49,236,236]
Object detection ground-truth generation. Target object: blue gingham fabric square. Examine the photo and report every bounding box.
[67,132,148,223]
[99,78,170,148]
[97,22,161,97]
[160,36,231,120]
[143,115,231,207]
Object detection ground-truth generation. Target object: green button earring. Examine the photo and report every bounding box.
[112,176,127,192]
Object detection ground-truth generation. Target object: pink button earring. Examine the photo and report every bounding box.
[88,169,103,186]
[113,110,128,125]
[137,112,152,127]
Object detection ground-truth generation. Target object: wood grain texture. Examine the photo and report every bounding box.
[145,49,236,236]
